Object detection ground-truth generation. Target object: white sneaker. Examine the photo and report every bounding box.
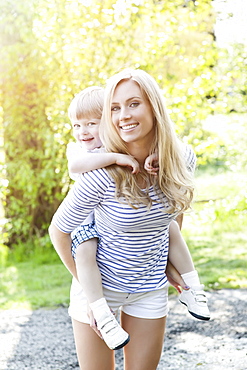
[179,285,210,321]
[96,311,130,350]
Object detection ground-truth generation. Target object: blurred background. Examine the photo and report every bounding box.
[0,0,246,310]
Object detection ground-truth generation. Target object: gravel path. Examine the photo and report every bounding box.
[0,289,246,370]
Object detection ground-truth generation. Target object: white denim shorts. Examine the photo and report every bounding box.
[68,278,169,323]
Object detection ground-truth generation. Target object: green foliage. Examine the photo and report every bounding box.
[0,0,246,251]
[0,0,219,248]
[6,234,61,265]
[0,244,8,265]
[214,44,247,114]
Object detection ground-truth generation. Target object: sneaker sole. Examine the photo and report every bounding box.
[112,335,130,350]
[179,300,210,321]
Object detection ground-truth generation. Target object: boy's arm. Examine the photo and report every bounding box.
[67,144,140,174]
[144,153,159,176]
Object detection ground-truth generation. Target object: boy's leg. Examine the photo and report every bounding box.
[169,221,210,320]
[75,238,103,303]
[75,238,130,349]
[169,221,202,286]
[168,220,195,275]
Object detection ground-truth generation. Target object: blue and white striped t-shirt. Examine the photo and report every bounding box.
[53,144,196,294]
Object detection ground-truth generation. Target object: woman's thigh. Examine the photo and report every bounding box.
[72,319,115,370]
[121,312,166,370]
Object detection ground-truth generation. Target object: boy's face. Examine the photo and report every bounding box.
[72,117,102,150]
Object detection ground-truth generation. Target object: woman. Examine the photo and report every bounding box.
[49,68,196,370]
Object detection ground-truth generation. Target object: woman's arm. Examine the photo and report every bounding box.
[49,169,110,272]
[48,222,78,279]
[175,214,183,229]
[165,260,187,293]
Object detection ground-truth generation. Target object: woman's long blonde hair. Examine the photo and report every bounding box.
[100,69,195,213]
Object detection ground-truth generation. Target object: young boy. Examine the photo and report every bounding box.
[66,86,210,351]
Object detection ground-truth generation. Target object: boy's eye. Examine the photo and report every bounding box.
[88,122,96,126]
[73,124,80,129]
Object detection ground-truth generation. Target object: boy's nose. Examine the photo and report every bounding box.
[78,126,88,135]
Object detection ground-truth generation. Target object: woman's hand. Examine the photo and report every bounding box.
[144,153,159,176]
[86,303,103,339]
[165,261,189,293]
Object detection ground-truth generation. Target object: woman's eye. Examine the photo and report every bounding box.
[130,102,139,107]
[88,122,96,126]
[111,106,119,112]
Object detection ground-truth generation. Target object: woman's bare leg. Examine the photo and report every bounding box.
[72,319,115,370]
[121,312,166,370]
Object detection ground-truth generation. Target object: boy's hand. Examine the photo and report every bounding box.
[115,154,140,174]
[144,153,159,176]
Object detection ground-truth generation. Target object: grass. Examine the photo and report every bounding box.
[183,231,247,290]
[182,168,247,290]
[194,169,246,201]
[0,261,72,310]
[0,168,246,310]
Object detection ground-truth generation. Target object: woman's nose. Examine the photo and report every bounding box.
[119,107,131,121]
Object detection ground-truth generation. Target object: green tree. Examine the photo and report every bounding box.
[0,0,229,252]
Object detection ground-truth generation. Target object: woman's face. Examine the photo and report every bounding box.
[111,79,155,148]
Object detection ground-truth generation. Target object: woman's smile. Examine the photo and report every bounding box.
[120,123,139,131]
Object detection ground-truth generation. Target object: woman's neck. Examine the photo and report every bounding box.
[127,143,156,189]
[127,143,151,168]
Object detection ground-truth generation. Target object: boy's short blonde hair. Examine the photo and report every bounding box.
[68,86,104,121]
